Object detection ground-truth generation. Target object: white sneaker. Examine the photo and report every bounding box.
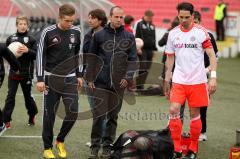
[199,133,207,141]
[85,141,91,147]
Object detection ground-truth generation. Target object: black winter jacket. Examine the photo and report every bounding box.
[6,31,37,79]
[87,24,137,89]
[135,18,157,50]
[0,43,20,87]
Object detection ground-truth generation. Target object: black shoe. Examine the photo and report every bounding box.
[100,147,111,159]
[28,116,36,126]
[88,147,99,159]
[173,151,182,159]
[0,124,6,136]
[182,150,197,159]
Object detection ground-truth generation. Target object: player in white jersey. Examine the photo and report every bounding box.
[164,2,217,159]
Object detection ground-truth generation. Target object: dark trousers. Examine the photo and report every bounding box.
[85,80,107,136]
[90,88,124,149]
[0,109,3,127]
[180,105,207,133]
[3,77,38,122]
[42,76,78,149]
[136,49,153,90]
[216,20,225,41]
[0,73,3,127]
[200,107,207,133]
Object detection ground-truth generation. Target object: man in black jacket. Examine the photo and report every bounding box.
[86,6,137,159]
[0,43,20,136]
[135,10,157,90]
[82,8,108,148]
[2,15,38,129]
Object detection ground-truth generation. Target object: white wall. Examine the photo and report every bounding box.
[0,16,16,42]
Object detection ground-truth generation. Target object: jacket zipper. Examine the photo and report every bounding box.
[110,29,116,88]
[28,61,32,79]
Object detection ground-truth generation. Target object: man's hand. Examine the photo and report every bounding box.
[36,82,46,92]
[17,44,29,54]
[77,77,83,90]
[88,81,95,91]
[208,78,217,94]
[120,79,128,88]
[164,80,171,99]
[137,48,142,55]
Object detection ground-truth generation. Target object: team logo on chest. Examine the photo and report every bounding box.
[69,34,75,49]
[150,25,154,30]
[142,24,147,29]
[70,34,75,43]
[23,37,29,43]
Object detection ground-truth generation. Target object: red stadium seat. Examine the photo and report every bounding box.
[0,0,18,16]
[111,0,240,30]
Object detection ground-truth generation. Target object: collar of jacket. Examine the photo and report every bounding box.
[16,31,28,36]
[141,17,153,25]
[104,23,124,34]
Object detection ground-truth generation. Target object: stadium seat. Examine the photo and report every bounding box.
[111,0,240,30]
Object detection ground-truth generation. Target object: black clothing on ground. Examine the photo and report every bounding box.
[111,128,174,159]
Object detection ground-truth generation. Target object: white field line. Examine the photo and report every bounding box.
[1,135,57,139]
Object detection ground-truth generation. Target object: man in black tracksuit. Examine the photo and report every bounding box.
[3,16,38,128]
[135,10,157,90]
[0,43,20,135]
[86,6,137,159]
[36,4,83,159]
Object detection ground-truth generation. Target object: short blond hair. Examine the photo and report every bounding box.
[16,15,29,25]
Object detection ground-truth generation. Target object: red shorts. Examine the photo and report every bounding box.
[170,83,209,107]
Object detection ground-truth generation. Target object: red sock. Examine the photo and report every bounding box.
[189,116,202,153]
[169,118,182,152]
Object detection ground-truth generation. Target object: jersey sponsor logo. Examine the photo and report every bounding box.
[69,44,73,50]
[11,36,18,41]
[174,43,198,48]
[23,37,29,43]
[70,34,75,43]
[190,36,196,42]
[52,38,58,43]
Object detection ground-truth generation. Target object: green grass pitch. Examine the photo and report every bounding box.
[0,57,240,158]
